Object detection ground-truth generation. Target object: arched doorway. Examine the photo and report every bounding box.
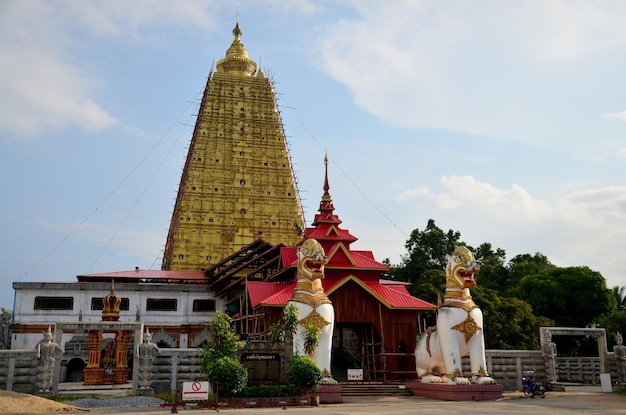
[66,358,86,382]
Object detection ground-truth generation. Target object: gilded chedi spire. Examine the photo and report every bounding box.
[162,23,305,272]
[216,23,257,76]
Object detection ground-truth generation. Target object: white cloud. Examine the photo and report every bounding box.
[315,1,626,152]
[0,0,226,138]
[0,2,119,137]
[393,176,626,287]
[605,111,626,121]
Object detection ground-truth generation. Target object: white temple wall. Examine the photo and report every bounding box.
[11,282,222,349]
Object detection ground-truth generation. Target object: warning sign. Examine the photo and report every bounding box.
[347,369,363,381]
[182,381,209,401]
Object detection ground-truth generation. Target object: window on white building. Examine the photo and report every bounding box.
[34,296,74,310]
[146,298,177,311]
[192,299,216,312]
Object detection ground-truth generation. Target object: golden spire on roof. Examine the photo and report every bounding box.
[216,23,258,76]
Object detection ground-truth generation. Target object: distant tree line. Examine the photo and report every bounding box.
[387,219,626,354]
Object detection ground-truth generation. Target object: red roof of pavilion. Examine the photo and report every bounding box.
[248,277,435,310]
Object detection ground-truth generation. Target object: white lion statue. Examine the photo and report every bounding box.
[414,246,496,385]
[288,238,336,384]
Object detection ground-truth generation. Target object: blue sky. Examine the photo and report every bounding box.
[1,1,626,311]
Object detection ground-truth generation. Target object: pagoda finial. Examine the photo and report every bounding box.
[323,153,330,197]
[216,19,257,76]
[318,154,334,215]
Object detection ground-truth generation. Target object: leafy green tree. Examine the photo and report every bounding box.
[209,356,248,396]
[0,308,11,349]
[302,323,320,357]
[409,268,446,305]
[199,311,247,396]
[472,286,552,349]
[391,219,464,283]
[597,310,626,348]
[289,355,321,396]
[511,266,616,327]
[507,253,555,290]
[610,286,626,311]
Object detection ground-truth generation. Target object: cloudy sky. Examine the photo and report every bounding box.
[1,0,626,310]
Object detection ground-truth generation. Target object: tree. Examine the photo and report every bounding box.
[199,311,247,396]
[472,286,552,349]
[289,355,321,396]
[507,253,555,289]
[0,308,11,349]
[409,268,446,305]
[511,266,616,327]
[391,219,464,283]
[610,286,626,311]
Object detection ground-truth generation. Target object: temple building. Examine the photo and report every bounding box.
[9,23,435,383]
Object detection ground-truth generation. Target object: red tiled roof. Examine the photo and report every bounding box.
[278,246,388,271]
[280,246,298,268]
[247,281,291,308]
[348,250,389,270]
[255,282,296,307]
[248,276,436,310]
[77,269,208,282]
[306,226,357,241]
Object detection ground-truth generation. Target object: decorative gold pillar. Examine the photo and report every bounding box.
[115,330,131,368]
[85,330,102,368]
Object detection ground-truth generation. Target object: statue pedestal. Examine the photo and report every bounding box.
[112,367,130,384]
[309,384,342,404]
[405,381,503,401]
[84,367,128,385]
[84,368,114,385]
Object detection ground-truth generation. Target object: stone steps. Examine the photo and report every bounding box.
[340,382,413,397]
[57,382,133,397]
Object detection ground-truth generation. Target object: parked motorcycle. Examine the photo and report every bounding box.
[522,371,546,398]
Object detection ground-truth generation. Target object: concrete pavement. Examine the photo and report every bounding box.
[64,389,626,415]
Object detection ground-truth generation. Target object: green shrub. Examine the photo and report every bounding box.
[239,383,298,398]
[207,356,248,397]
[289,354,321,396]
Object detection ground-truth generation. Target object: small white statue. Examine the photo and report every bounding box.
[136,329,161,390]
[35,326,64,392]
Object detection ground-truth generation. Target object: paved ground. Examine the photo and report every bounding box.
[58,388,626,415]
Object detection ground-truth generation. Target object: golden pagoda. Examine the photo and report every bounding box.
[162,23,305,272]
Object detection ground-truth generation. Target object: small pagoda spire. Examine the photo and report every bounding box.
[314,154,339,227]
[323,153,331,199]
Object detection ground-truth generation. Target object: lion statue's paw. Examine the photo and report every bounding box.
[420,374,444,384]
[473,376,497,385]
[449,377,471,385]
[321,376,338,385]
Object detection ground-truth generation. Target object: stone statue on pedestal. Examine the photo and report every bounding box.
[136,329,161,391]
[541,329,557,384]
[613,331,626,384]
[35,326,64,392]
